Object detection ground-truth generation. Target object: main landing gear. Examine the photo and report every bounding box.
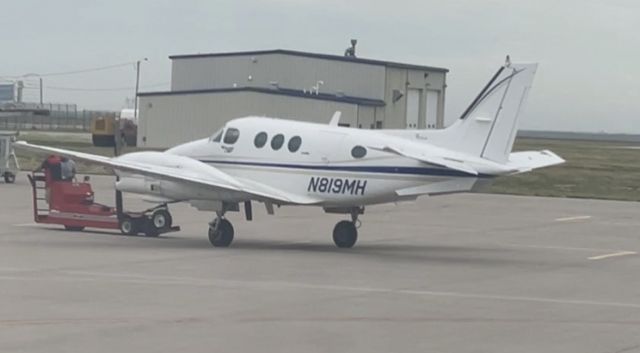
[208,212,234,247]
[332,208,362,248]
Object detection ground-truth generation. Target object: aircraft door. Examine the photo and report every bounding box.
[305,131,347,164]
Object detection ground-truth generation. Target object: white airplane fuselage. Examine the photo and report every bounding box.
[163,117,488,207]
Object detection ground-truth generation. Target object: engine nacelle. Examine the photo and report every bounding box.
[115,176,242,202]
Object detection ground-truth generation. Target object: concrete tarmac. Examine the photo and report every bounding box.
[1,175,639,353]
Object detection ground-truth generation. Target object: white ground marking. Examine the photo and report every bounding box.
[588,251,637,261]
[555,215,592,222]
[501,243,621,253]
[2,271,640,310]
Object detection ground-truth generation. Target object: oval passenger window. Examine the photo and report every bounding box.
[288,136,302,152]
[271,134,284,150]
[254,132,268,148]
[351,145,367,158]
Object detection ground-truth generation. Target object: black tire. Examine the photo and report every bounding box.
[151,209,172,231]
[333,220,358,248]
[208,219,234,247]
[64,225,85,231]
[144,221,160,237]
[4,173,15,184]
[119,217,138,235]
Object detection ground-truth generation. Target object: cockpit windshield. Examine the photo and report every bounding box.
[210,128,223,143]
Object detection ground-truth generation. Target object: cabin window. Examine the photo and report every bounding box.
[210,129,223,142]
[223,128,240,144]
[351,145,367,159]
[288,136,302,152]
[254,132,268,148]
[271,134,284,150]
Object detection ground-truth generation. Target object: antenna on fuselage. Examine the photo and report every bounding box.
[328,111,342,126]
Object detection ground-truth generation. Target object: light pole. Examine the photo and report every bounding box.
[133,58,148,121]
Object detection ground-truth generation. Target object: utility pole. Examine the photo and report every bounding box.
[133,58,148,121]
[39,78,43,105]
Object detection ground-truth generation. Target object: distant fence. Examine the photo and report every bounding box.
[0,107,117,132]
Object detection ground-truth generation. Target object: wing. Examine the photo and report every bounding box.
[14,141,320,205]
[395,177,481,197]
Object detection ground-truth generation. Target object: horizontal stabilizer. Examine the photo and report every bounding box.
[506,150,565,174]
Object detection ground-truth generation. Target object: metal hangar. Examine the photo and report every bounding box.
[137,49,448,148]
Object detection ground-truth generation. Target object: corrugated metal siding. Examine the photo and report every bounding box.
[357,106,376,129]
[171,53,386,100]
[138,92,359,148]
[383,67,407,129]
[383,68,446,129]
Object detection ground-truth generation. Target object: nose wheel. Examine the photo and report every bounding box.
[208,216,234,247]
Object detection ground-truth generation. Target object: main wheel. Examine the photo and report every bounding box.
[4,173,15,184]
[333,220,358,248]
[151,209,172,231]
[208,219,234,247]
[119,217,138,235]
[64,225,85,231]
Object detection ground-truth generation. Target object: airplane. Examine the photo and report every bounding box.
[16,60,564,248]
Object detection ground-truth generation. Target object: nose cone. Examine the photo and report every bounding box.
[166,138,210,157]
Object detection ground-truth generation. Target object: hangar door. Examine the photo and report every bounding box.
[425,90,439,129]
[405,88,420,129]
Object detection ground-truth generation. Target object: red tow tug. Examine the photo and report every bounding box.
[27,155,179,237]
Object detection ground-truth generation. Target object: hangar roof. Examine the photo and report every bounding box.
[138,86,386,107]
[169,49,449,73]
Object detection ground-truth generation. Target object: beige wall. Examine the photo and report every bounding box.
[171,54,387,100]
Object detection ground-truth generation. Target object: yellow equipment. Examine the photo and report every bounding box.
[90,115,116,147]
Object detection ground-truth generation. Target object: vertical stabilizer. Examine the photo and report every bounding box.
[436,62,538,163]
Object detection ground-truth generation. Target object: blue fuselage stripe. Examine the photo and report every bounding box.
[200,159,491,178]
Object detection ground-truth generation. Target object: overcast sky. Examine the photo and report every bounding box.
[2,0,638,133]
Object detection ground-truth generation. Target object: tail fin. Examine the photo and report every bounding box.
[440,61,538,163]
